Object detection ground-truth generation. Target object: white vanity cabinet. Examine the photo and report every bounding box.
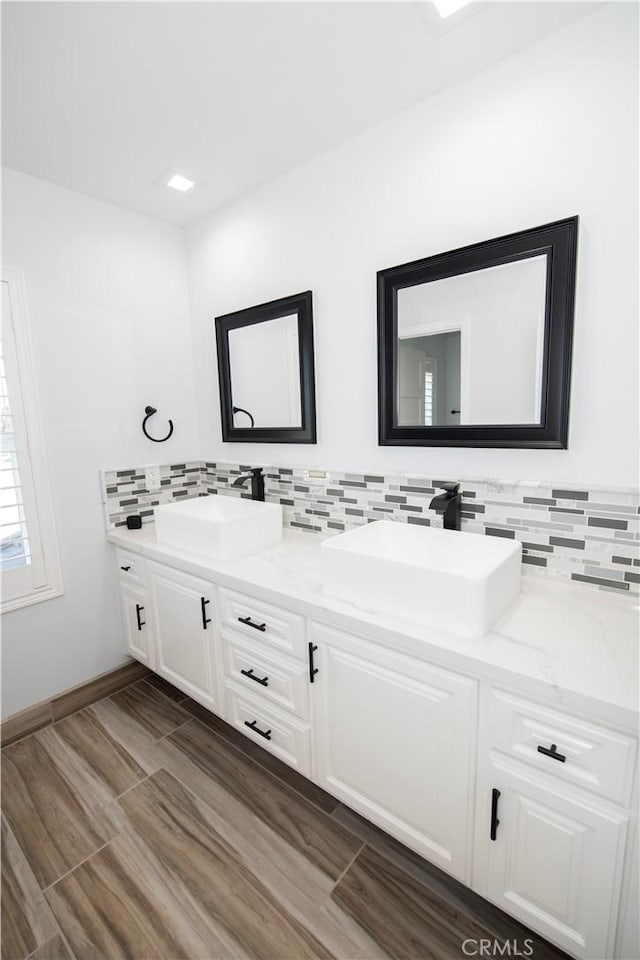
[219,587,312,774]
[117,550,155,669]
[111,538,638,960]
[484,757,628,959]
[120,581,155,668]
[146,560,222,712]
[310,621,478,882]
[476,690,636,960]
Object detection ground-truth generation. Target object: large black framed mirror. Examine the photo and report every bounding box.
[377,217,578,448]
[215,290,317,443]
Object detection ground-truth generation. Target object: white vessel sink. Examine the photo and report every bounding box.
[322,520,521,638]
[154,495,282,561]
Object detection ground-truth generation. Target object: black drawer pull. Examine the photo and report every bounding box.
[490,788,500,841]
[238,615,266,632]
[537,743,566,763]
[135,603,145,631]
[244,719,272,741]
[120,565,132,572]
[201,597,211,630]
[308,642,319,683]
[240,668,269,687]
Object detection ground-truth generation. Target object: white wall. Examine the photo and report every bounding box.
[186,4,638,487]
[1,168,198,717]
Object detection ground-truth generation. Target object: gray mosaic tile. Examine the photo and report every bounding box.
[584,565,625,581]
[549,536,585,551]
[552,488,590,500]
[588,502,639,514]
[572,573,629,590]
[518,518,575,532]
[522,555,547,567]
[588,516,628,531]
[102,461,639,597]
[399,485,436,495]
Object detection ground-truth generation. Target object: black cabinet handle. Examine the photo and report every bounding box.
[135,603,145,631]
[308,642,319,684]
[120,565,131,572]
[490,788,501,841]
[244,719,272,741]
[201,597,211,630]
[238,615,266,632]
[240,668,269,687]
[537,743,566,763]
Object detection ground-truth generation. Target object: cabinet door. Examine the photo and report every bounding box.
[120,581,154,668]
[486,756,628,959]
[148,562,220,712]
[311,622,477,882]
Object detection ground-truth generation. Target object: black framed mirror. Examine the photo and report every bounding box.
[377,217,578,448]
[215,290,317,443]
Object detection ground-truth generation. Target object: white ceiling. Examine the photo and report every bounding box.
[2,1,597,226]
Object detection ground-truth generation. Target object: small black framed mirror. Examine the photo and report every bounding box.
[215,291,317,443]
[377,217,578,448]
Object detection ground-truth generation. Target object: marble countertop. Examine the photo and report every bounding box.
[108,525,640,732]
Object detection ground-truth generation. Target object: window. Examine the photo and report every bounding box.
[422,357,437,426]
[1,268,63,612]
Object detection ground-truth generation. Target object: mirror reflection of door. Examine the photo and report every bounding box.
[397,332,461,426]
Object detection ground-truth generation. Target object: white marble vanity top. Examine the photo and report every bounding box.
[108,525,639,732]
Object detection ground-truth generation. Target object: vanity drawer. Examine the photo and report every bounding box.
[223,631,309,720]
[490,689,637,805]
[224,682,311,775]
[218,587,306,660]
[116,549,145,585]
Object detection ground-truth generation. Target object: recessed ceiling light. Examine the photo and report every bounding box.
[167,174,194,192]
[433,0,474,18]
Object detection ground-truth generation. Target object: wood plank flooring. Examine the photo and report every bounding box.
[0,818,58,959]
[1,677,571,960]
[1,662,150,748]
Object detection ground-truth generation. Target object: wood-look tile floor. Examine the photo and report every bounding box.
[1,675,571,960]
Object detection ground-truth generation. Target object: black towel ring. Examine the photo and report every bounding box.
[142,405,174,443]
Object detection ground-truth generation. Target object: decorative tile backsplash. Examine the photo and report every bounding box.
[102,461,640,595]
[102,462,203,529]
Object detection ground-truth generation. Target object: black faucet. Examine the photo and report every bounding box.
[231,467,265,502]
[429,482,462,531]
